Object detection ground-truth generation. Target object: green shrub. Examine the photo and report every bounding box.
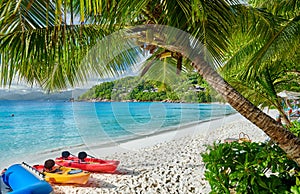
[289,121,300,137]
[202,142,300,194]
[290,175,300,194]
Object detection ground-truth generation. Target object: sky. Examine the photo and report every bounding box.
[0,63,143,100]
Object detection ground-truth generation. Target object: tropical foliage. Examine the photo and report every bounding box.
[289,121,300,137]
[202,121,300,193]
[0,0,145,90]
[221,0,300,122]
[1,1,300,164]
[202,142,300,193]
[0,0,243,90]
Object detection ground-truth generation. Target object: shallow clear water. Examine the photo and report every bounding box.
[0,100,235,165]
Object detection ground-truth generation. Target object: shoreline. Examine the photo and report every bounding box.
[1,111,235,169]
[51,110,273,193]
[19,112,237,166]
[2,109,277,193]
[78,99,225,104]
[0,102,235,170]
[40,112,233,153]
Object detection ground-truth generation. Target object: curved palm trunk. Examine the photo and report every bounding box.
[193,58,300,164]
[190,57,300,164]
[162,46,300,164]
[134,25,300,165]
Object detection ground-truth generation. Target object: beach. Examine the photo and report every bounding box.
[48,110,274,194]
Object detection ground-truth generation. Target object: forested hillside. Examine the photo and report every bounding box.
[79,73,220,103]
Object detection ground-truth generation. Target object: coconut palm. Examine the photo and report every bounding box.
[222,59,300,125]
[0,0,300,164]
[222,0,300,125]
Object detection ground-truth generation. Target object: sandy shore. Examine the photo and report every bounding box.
[48,110,275,194]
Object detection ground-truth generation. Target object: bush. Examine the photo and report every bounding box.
[289,121,300,137]
[202,142,300,194]
[290,174,300,194]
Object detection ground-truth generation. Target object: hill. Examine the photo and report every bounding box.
[0,88,87,101]
[79,73,221,103]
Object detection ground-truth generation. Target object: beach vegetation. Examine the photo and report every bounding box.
[202,142,300,193]
[0,1,300,164]
[289,122,300,137]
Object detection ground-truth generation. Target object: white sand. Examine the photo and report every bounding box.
[49,110,276,194]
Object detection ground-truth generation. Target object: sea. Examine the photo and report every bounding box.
[0,100,235,168]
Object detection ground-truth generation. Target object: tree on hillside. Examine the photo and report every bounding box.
[0,1,300,164]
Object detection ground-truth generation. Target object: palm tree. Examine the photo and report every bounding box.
[0,0,300,164]
[221,0,300,126]
[223,60,300,125]
[122,24,300,164]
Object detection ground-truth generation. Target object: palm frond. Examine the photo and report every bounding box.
[141,57,187,88]
[0,24,109,91]
[249,0,300,18]
[247,16,300,77]
[0,0,56,33]
[190,0,238,68]
[223,6,300,80]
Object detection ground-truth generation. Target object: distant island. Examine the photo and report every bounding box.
[78,73,221,103]
[0,88,87,101]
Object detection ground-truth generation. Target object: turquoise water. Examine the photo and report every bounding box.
[0,101,235,166]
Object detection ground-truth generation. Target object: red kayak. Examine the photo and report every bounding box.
[55,151,120,173]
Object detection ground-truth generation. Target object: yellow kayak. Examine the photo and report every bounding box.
[33,164,90,184]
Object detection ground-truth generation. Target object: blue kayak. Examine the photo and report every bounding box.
[1,163,53,194]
